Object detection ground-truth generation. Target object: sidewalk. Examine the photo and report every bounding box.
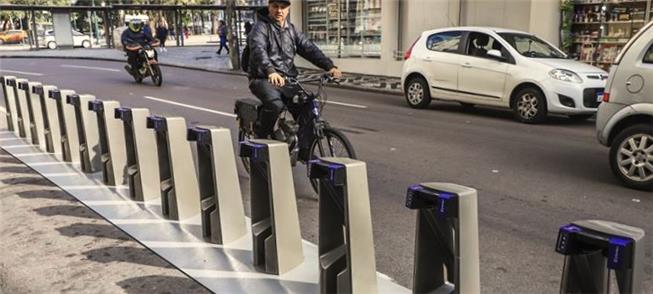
[0,149,210,294]
[0,46,403,94]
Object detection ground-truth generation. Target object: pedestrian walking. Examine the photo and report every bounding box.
[244,21,252,36]
[216,20,229,55]
[156,19,169,52]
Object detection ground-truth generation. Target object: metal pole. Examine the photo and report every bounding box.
[92,0,100,45]
[31,10,39,50]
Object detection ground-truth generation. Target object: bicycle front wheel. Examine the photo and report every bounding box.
[309,127,356,192]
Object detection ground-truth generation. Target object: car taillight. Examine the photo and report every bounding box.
[603,92,610,102]
[404,38,419,60]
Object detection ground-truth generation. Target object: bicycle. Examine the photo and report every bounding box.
[235,74,356,193]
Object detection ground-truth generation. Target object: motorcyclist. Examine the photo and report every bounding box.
[247,0,342,160]
[121,16,158,76]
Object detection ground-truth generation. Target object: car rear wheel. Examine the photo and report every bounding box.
[609,124,653,191]
[82,40,90,48]
[47,41,57,49]
[404,76,431,109]
[513,87,547,123]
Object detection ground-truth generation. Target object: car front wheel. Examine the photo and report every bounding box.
[404,76,431,109]
[513,87,547,123]
[47,41,57,49]
[82,40,90,48]
[609,124,653,191]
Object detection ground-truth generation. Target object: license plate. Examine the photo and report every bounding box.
[596,92,604,102]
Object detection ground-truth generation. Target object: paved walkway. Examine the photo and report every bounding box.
[0,46,403,94]
[0,149,210,294]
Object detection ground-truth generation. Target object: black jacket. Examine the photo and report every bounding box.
[247,8,334,79]
[121,29,154,48]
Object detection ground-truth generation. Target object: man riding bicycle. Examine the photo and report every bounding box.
[246,0,342,161]
[121,16,159,77]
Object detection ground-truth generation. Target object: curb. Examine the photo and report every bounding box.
[0,54,403,96]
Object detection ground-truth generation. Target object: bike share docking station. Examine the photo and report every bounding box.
[26,81,46,150]
[67,94,101,173]
[115,107,159,202]
[146,115,201,221]
[405,183,480,294]
[32,84,59,155]
[49,89,80,163]
[187,126,247,244]
[89,100,127,186]
[555,220,645,294]
[1,76,18,132]
[308,158,378,294]
[239,139,304,275]
[14,79,30,139]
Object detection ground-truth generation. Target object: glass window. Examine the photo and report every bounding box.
[499,33,566,59]
[304,0,382,58]
[644,44,653,63]
[465,32,510,60]
[426,31,462,53]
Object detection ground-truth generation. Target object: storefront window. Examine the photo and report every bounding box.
[305,0,381,58]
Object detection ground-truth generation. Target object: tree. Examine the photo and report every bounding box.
[225,0,239,70]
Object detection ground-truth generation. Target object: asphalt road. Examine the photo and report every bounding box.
[1,58,651,293]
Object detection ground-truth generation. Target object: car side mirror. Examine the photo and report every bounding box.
[487,49,506,61]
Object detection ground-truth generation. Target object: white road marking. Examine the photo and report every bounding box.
[325,100,368,109]
[143,95,237,118]
[61,64,121,72]
[0,69,44,76]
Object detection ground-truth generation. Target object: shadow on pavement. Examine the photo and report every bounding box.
[0,176,53,186]
[0,165,38,174]
[116,275,210,294]
[56,223,130,241]
[0,157,22,164]
[16,189,75,202]
[33,205,103,220]
[82,246,173,269]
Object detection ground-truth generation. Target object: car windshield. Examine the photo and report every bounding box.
[498,33,566,59]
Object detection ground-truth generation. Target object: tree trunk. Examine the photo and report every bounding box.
[225,0,240,70]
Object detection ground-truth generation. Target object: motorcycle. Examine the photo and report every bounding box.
[125,44,163,87]
[235,74,356,193]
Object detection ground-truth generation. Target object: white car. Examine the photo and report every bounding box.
[402,27,608,123]
[596,21,653,190]
[42,30,91,49]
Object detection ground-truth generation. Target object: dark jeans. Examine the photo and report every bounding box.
[248,78,314,153]
[160,37,167,48]
[126,50,140,70]
[217,37,229,54]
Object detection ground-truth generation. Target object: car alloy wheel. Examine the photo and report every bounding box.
[517,93,539,120]
[616,132,653,183]
[407,82,424,106]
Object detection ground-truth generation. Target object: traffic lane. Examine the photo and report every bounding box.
[2,59,651,291]
[328,100,651,290]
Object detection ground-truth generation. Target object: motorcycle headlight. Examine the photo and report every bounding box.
[549,69,583,83]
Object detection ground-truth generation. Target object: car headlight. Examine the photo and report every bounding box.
[549,69,583,83]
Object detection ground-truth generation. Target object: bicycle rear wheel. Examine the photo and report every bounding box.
[309,127,356,193]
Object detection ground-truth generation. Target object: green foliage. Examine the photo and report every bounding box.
[560,0,575,52]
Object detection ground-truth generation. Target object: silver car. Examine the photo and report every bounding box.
[596,21,653,191]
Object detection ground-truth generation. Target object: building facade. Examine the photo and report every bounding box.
[287,0,561,77]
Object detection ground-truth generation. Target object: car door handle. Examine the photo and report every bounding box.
[423,57,432,62]
[462,63,472,68]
